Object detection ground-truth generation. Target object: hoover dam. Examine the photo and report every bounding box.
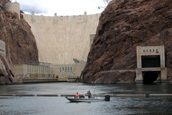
[23,13,100,64]
[1,1,172,84]
[0,1,101,83]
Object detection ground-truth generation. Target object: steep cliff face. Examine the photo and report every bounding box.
[82,0,172,83]
[0,0,38,84]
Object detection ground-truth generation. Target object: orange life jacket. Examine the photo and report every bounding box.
[76,94,79,97]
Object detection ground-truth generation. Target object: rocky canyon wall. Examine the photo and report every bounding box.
[0,0,38,84]
[23,13,100,64]
[82,0,172,83]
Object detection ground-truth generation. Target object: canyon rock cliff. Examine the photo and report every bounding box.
[82,0,172,83]
[0,0,38,84]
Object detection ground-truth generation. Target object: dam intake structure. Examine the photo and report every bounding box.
[136,46,167,84]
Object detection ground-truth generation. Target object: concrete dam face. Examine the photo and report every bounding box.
[23,13,100,64]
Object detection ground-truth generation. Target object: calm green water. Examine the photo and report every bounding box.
[0,83,172,115]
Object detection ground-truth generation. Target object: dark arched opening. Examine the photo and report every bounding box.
[143,72,158,84]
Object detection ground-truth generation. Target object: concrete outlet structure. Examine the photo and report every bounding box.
[0,40,6,57]
[136,46,167,83]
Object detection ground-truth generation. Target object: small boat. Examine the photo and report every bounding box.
[66,95,110,102]
[66,97,103,102]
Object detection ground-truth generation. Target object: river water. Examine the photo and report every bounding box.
[0,83,172,115]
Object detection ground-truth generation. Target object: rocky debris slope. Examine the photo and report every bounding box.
[0,0,38,84]
[81,0,172,83]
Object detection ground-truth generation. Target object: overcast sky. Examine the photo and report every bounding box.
[12,0,107,16]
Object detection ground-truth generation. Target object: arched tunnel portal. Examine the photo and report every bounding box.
[142,71,159,84]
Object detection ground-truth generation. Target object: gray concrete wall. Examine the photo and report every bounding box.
[51,62,86,81]
[23,13,100,64]
[0,40,6,57]
[12,64,54,79]
[90,34,95,47]
[12,62,86,82]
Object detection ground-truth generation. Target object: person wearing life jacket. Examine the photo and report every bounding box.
[75,93,79,98]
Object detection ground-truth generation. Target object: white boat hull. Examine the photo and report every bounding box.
[66,97,104,102]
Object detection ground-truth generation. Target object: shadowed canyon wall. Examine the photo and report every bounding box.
[23,13,100,64]
[82,0,172,83]
[0,0,38,84]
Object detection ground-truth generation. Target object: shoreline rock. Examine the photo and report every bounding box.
[82,0,172,83]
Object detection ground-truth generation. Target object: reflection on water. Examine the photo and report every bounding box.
[0,83,172,115]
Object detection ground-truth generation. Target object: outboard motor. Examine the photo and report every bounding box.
[104,95,110,101]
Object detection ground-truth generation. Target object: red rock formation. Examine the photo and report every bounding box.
[0,0,38,84]
[82,0,172,83]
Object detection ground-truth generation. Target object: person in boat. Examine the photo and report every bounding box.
[87,90,92,98]
[75,93,79,98]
